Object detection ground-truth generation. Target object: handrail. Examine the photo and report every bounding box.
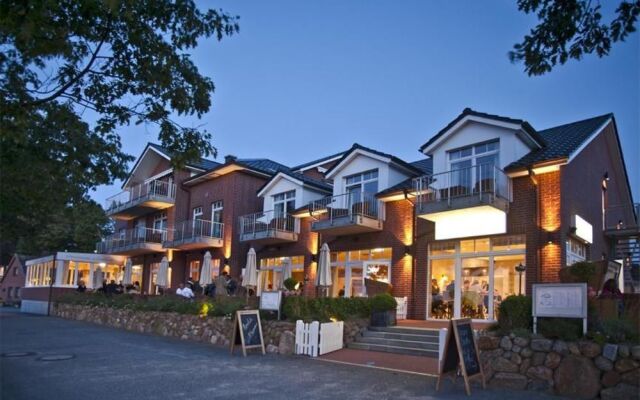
[310,192,383,222]
[239,210,298,237]
[605,203,640,231]
[97,227,166,253]
[413,164,512,207]
[165,219,224,242]
[105,179,176,212]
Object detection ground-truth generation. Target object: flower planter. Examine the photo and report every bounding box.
[370,309,397,327]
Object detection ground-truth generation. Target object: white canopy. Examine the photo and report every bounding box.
[200,251,213,286]
[316,243,332,287]
[242,248,258,288]
[122,258,133,285]
[156,256,169,288]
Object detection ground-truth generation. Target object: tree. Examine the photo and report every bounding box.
[0,0,239,260]
[510,0,640,76]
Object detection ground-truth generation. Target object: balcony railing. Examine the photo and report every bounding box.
[164,219,224,247]
[413,164,512,214]
[97,227,166,254]
[605,203,640,233]
[105,180,176,215]
[311,192,383,221]
[239,210,298,241]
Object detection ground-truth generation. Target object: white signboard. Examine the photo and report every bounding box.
[259,291,282,319]
[532,283,587,334]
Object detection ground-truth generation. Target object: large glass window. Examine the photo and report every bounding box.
[153,212,167,231]
[566,238,586,266]
[26,261,54,287]
[189,260,201,282]
[273,191,295,217]
[345,169,378,196]
[447,140,499,194]
[259,256,304,291]
[211,201,223,237]
[428,235,525,321]
[330,248,391,298]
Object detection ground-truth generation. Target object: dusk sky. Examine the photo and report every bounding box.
[91,1,639,206]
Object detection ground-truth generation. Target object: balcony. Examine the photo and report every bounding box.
[105,180,176,220]
[163,220,224,250]
[96,228,166,256]
[310,193,383,235]
[239,211,299,244]
[414,164,511,217]
[604,203,640,237]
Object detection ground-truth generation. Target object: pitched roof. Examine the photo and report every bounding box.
[375,159,432,198]
[256,170,333,196]
[325,143,424,177]
[147,143,220,171]
[419,108,544,153]
[290,151,346,171]
[234,158,290,176]
[505,113,612,171]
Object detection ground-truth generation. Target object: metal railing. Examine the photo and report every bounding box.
[165,219,224,243]
[239,210,298,237]
[413,164,512,208]
[310,192,383,222]
[605,203,640,231]
[97,227,166,253]
[105,180,176,212]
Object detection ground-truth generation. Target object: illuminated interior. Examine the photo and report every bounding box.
[258,256,304,291]
[422,205,507,240]
[329,248,392,297]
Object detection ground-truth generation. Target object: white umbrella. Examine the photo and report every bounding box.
[156,256,169,288]
[316,243,332,289]
[123,258,133,285]
[242,248,258,288]
[200,251,213,286]
[281,257,293,289]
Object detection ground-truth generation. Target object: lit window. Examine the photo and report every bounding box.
[566,238,587,266]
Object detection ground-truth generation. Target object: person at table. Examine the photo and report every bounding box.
[76,280,87,293]
[176,283,194,299]
[105,280,119,295]
[215,271,228,297]
[445,280,455,299]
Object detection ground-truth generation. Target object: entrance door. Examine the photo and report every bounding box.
[345,266,365,297]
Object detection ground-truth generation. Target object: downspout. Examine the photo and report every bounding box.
[403,188,417,318]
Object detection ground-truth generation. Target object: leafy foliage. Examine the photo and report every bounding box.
[510,0,640,75]
[0,1,238,260]
[283,278,299,291]
[369,293,397,312]
[498,295,532,331]
[538,317,583,341]
[568,261,597,283]
[282,296,371,322]
[588,318,639,344]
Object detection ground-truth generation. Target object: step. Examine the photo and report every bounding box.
[355,336,439,351]
[367,326,440,337]
[361,330,440,343]
[347,341,439,358]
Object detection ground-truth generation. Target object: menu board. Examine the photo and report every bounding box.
[533,283,587,318]
[259,291,282,311]
[436,319,485,396]
[230,310,265,357]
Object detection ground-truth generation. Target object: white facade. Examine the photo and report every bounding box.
[328,152,411,196]
[259,174,328,212]
[427,121,533,175]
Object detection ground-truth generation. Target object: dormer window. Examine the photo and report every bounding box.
[448,140,499,187]
[273,190,295,217]
[345,169,378,196]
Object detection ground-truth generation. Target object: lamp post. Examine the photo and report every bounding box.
[515,263,526,295]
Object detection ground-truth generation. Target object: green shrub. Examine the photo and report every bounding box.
[282,296,371,322]
[568,261,597,283]
[370,293,397,312]
[498,295,532,331]
[538,317,583,341]
[590,319,639,344]
[283,278,299,291]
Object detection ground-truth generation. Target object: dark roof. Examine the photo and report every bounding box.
[148,143,220,170]
[257,170,333,195]
[291,151,347,171]
[325,143,424,177]
[375,159,432,198]
[234,158,290,176]
[419,108,544,152]
[505,113,613,171]
[409,158,433,175]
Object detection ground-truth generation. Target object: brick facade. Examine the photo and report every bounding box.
[0,255,28,303]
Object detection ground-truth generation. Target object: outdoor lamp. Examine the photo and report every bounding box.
[404,245,412,256]
[311,254,317,263]
[515,263,526,295]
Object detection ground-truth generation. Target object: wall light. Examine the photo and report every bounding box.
[223,258,229,265]
[311,254,317,263]
[404,245,412,256]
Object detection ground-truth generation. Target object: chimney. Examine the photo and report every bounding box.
[225,154,237,164]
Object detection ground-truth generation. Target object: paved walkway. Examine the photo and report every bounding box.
[1,309,562,400]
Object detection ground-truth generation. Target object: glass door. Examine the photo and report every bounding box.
[346,266,365,297]
[460,257,491,320]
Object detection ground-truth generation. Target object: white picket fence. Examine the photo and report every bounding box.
[295,320,344,357]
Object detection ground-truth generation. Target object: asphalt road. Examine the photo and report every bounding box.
[0,308,561,400]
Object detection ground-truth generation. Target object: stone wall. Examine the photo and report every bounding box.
[479,333,640,399]
[53,304,368,355]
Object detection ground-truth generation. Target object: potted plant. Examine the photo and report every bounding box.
[370,293,397,327]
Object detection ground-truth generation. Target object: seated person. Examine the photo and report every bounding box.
[176,283,194,299]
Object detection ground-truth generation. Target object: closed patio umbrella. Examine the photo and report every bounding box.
[242,248,258,288]
[316,243,332,296]
[156,256,169,288]
[281,257,293,289]
[123,258,133,285]
[200,251,213,287]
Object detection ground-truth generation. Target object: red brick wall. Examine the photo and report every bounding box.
[0,257,26,302]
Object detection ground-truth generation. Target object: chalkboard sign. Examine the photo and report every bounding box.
[436,319,485,396]
[230,310,265,356]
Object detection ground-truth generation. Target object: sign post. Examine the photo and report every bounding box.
[230,310,265,357]
[532,283,587,335]
[436,318,485,396]
[259,291,282,320]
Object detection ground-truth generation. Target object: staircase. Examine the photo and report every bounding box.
[347,326,439,358]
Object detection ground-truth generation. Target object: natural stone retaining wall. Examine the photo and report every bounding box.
[53,304,368,355]
[479,333,640,399]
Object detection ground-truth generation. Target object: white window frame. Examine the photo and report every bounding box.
[272,190,296,216]
[153,212,167,232]
[193,207,203,220]
[344,169,379,196]
[566,238,587,266]
[329,248,392,298]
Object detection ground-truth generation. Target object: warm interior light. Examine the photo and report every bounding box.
[421,206,507,240]
[373,248,384,253]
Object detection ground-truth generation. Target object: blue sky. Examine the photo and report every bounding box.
[91,0,639,205]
